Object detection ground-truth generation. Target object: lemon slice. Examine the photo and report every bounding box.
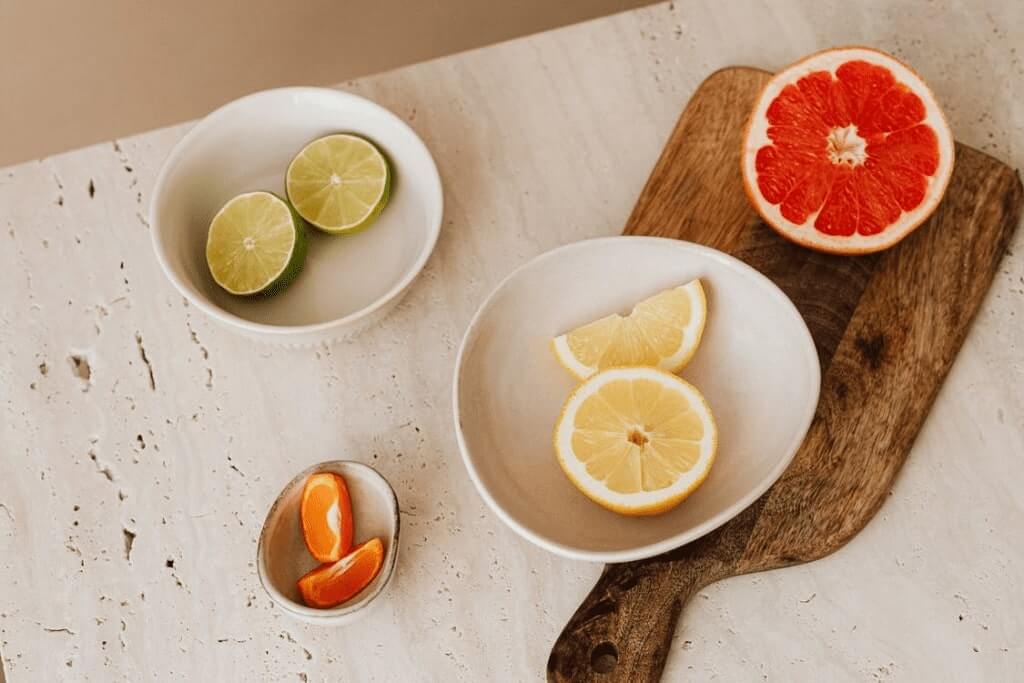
[552,280,707,380]
[553,366,717,516]
[205,191,307,295]
[285,133,391,234]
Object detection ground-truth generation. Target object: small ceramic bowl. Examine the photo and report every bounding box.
[150,87,443,345]
[257,460,400,624]
[454,236,821,563]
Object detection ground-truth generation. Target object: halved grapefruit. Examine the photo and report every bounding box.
[741,47,954,254]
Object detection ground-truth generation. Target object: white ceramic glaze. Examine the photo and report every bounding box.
[454,236,821,563]
[150,87,443,345]
[257,461,400,625]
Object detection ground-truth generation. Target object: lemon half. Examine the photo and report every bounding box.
[553,366,717,516]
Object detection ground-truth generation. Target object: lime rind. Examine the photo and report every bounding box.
[260,196,307,296]
[333,167,390,237]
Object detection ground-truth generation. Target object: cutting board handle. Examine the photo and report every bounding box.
[547,535,735,682]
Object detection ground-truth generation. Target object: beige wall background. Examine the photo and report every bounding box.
[0,0,652,166]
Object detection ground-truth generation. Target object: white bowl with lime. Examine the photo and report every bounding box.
[150,88,443,345]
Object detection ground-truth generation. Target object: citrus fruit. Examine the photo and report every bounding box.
[205,191,307,295]
[551,280,707,381]
[297,537,385,609]
[285,133,391,234]
[553,366,717,516]
[741,46,954,254]
[300,473,354,564]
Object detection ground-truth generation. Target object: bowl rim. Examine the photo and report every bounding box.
[149,86,444,336]
[452,235,822,563]
[256,459,401,621]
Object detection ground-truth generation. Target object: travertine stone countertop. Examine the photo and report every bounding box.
[1,1,1022,679]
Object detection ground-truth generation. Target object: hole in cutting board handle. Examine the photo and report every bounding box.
[590,641,619,674]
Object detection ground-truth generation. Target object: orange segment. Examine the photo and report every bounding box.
[297,538,385,609]
[300,473,354,563]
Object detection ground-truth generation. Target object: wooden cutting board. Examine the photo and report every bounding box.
[547,66,1023,682]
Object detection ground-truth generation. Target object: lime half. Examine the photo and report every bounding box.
[285,133,391,234]
[205,191,307,296]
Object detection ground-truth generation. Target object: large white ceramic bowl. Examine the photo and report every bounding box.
[454,236,821,563]
[150,87,443,345]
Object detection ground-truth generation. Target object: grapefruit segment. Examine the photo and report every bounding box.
[742,47,954,254]
[870,124,940,175]
[836,60,894,118]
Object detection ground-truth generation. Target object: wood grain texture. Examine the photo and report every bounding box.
[548,67,1023,682]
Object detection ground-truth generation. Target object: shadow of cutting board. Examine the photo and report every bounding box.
[547,66,1023,682]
